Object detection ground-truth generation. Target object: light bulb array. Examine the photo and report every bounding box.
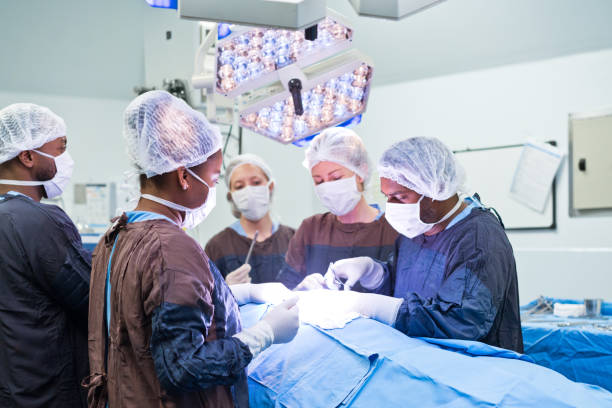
[215,17,353,97]
[239,63,372,144]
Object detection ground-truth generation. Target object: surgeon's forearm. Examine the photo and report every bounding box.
[151,304,253,393]
[275,264,303,290]
[368,265,393,296]
[233,320,275,358]
[358,293,403,326]
[50,248,91,324]
[229,283,251,305]
[394,294,496,340]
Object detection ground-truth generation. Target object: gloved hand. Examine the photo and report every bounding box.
[261,297,300,344]
[355,292,403,325]
[233,297,300,357]
[249,282,294,305]
[226,264,252,285]
[294,273,326,291]
[324,257,385,290]
[230,282,293,305]
[300,290,403,326]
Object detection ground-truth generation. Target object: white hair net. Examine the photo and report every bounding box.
[124,90,222,177]
[303,127,370,184]
[0,103,66,164]
[225,153,274,189]
[378,137,466,201]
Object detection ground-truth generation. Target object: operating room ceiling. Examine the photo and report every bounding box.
[1,0,611,100]
[326,0,612,85]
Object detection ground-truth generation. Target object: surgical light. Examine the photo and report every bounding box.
[178,0,446,27]
[217,23,233,40]
[349,0,446,20]
[238,50,372,144]
[291,114,363,147]
[215,16,353,98]
[180,0,327,30]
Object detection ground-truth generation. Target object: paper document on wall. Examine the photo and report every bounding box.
[510,141,564,213]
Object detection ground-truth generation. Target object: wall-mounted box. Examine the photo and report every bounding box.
[569,108,612,216]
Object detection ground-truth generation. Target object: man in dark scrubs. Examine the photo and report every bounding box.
[0,103,91,407]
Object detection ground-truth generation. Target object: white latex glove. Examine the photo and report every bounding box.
[299,290,402,326]
[325,257,384,290]
[261,297,300,344]
[294,273,326,291]
[356,292,403,325]
[233,297,300,357]
[230,283,252,305]
[230,282,293,305]
[226,264,252,285]
[249,282,294,305]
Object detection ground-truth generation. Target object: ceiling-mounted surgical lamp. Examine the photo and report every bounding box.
[238,49,373,144]
[348,0,447,20]
[173,0,447,25]
[214,15,353,98]
[179,0,327,30]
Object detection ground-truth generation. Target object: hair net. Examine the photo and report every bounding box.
[378,137,466,201]
[303,127,370,184]
[225,153,274,189]
[0,103,66,164]
[124,90,222,177]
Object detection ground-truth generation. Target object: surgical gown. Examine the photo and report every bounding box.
[205,222,294,283]
[277,207,399,292]
[86,212,252,408]
[0,193,91,408]
[391,205,523,352]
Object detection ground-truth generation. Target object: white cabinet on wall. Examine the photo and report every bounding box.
[569,108,612,216]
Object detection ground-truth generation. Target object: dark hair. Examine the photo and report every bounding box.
[139,173,165,189]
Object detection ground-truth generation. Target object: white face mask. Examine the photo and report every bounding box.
[231,182,271,221]
[141,168,216,229]
[385,195,463,239]
[314,175,362,216]
[0,150,74,199]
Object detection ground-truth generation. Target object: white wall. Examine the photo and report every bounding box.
[355,49,612,302]
[0,0,145,99]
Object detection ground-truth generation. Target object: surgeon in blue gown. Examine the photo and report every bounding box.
[322,137,523,353]
[0,103,91,407]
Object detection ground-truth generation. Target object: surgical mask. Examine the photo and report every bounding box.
[231,182,271,221]
[385,195,463,239]
[141,168,216,229]
[314,175,362,216]
[0,150,74,199]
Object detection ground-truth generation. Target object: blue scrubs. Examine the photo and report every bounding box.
[391,197,523,352]
[0,191,91,407]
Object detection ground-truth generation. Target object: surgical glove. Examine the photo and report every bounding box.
[261,297,300,344]
[232,298,299,358]
[230,283,252,305]
[294,273,326,291]
[226,264,252,285]
[307,291,402,326]
[230,283,293,305]
[249,282,294,304]
[326,257,385,290]
[355,292,403,326]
